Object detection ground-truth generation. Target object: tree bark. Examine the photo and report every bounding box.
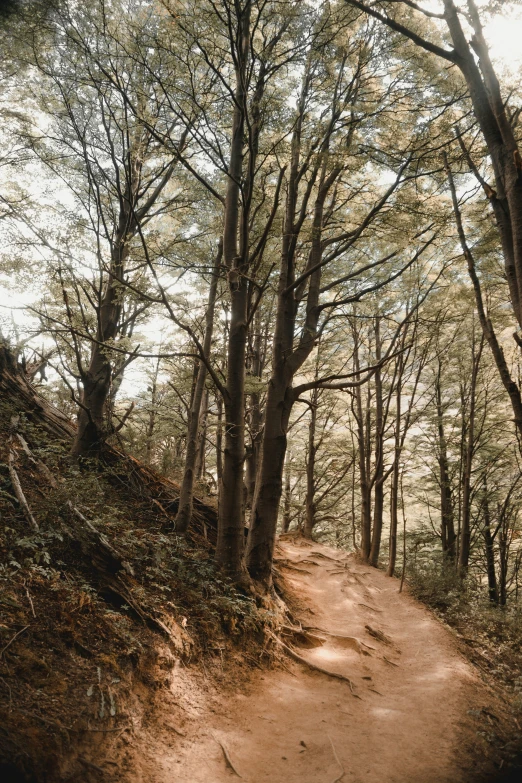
[215,2,252,580]
[175,242,221,533]
[483,484,499,604]
[369,317,384,567]
[459,332,483,572]
[303,391,318,539]
[435,364,457,561]
[281,459,292,533]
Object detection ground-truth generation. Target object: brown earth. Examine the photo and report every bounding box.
[88,537,507,783]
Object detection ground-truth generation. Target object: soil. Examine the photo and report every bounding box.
[89,538,509,783]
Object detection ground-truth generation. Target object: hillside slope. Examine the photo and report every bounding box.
[0,346,259,782]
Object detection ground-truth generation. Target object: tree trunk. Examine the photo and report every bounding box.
[281,459,292,533]
[245,313,263,512]
[175,245,220,533]
[303,394,317,539]
[387,388,402,577]
[483,485,499,604]
[435,366,456,561]
[71,238,129,459]
[145,358,160,466]
[195,388,208,481]
[459,332,482,573]
[354,335,372,562]
[214,2,252,581]
[370,317,384,567]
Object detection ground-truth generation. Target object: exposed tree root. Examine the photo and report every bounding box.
[212,733,243,778]
[269,632,358,694]
[358,603,382,613]
[276,560,313,575]
[328,734,345,783]
[310,551,345,563]
[365,625,392,645]
[302,626,375,654]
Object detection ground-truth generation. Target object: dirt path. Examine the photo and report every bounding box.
[124,539,500,783]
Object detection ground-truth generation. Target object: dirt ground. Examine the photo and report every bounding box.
[82,538,507,783]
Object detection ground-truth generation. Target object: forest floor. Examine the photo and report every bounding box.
[98,537,511,783]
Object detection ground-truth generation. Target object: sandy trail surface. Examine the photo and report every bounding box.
[126,538,498,783]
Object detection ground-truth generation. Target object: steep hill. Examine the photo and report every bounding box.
[0,345,259,782]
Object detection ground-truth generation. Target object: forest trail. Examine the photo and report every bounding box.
[126,538,498,783]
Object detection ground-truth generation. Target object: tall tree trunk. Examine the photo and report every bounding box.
[370,317,384,567]
[483,483,499,604]
[71,238,129,459]
[387,380,402,577]
[195,388,208,481]
[246,177,329,582]
[245,312,263,512]
[145,357,161,466]
[354,334,372,562]
[303,393,318,539]
[281,459,292,533]
[498,527,508,607]
[435,365,456,561]
[175,245,221,533]
[215,2,252,580]
[444,154,522,439]
[459,333,483,572]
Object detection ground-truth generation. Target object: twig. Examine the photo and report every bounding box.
[212,733,242,778]
[8,450,38,531]
[383,656,399,667]
[24,583,36,618]
[0,625,30,659]
[327,734,345,783]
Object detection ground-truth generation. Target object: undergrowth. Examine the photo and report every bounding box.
[408,559,522,776]
[0,391,268,781]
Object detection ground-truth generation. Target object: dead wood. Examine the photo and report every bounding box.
[65,503,179,639]
[8,449,39,531]
[14,429,58,488]
[0,624,30,659]
[67,502,135,577]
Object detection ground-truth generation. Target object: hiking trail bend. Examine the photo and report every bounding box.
[126,538,498,783]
